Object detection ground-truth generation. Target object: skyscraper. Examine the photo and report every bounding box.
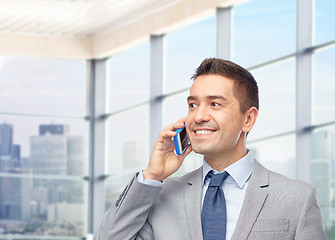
[30,124,84,176]
[39,124,69,136]
[0,123,27,221]
[67,136,85,176]
[0,123,13,157]
[30,135,67,175]
[30,123,85,212]
[1,168,32,221]
[0,123,22,171]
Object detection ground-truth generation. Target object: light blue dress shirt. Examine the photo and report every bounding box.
[202,151,254,239]
[137,150,255,240]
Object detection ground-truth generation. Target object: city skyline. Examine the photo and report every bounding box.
[0,122,85,236]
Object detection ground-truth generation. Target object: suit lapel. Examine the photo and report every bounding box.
[231,161,269,240]
[183,166,204,240]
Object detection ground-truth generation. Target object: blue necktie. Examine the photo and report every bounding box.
[201,171,229,240]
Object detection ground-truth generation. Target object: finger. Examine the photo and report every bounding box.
[161,122,185,137]
[159,129,178,139]
[176,116,187,124]
[169,121,185,132]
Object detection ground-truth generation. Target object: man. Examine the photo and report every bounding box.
[96,58,326,240]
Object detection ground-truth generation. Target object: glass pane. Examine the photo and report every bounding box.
[108,43,150,113]
[165,17,216,94]
[315,0,335,45]
[0,176,85,237]
[233,0,296,67]
[312,46,335,124]
[106,105,149,174]
[310,125,335,238]
[0,56,87,116]
[0,115,89,176]
[249,59,296,140]
[248,134,296,179]
[172,151,203,177]
[104,172,136,211]
[162,91,189,127]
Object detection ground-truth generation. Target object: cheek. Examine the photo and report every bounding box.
[185,115,193,137]
[185,113,192,126]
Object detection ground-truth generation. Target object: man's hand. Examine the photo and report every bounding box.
[142,117,192,181]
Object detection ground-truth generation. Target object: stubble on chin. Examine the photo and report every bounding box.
[191,144,209,155]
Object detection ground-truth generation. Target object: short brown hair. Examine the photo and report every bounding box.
[191,58,259,113]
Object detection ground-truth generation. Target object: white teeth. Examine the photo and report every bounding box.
[195,130,213,135]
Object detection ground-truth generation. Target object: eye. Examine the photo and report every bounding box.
[211,102,220,107]
[189,103,198,108]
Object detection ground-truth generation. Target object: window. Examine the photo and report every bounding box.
[313,46,335,124]
[311,127,334,230]
[233,0,296,67]
[165,17,216,94]
[1,0,334,238]
[315,0,335,45]
[105,42,150,208]
[0,56,87,238]
[108,43,150,113]
[249,59,296,140]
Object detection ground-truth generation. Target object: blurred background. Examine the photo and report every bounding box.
[0,0,334,239]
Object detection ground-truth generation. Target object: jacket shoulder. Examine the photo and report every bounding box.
[255,161,315,200]
[268,168,313,191]
[159,166,203,192]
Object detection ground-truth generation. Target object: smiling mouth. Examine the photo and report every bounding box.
[195,130,215,135]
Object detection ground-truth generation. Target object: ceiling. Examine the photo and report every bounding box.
[0,0,189,37]
[0,0,183,37]
[0,0,241,59]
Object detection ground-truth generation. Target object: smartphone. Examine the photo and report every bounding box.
[173,125,191,155]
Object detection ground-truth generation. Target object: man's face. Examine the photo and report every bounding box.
[185,74,248,160]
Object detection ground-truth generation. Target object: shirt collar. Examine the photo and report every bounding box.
[202,150,255,189]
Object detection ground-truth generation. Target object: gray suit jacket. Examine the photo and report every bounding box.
[96,161,327,239]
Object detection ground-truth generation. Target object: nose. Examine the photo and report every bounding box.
[193,105,210,123]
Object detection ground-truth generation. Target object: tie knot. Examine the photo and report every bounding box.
[207,171,229,187]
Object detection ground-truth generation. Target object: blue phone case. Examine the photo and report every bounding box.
[173,126,190,155]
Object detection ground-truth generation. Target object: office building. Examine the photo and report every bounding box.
[0,123,27,221]
[39,124,69,136]
[0,123,13,157]
[0,0,334,238]
[67,136,85,176]
[30,134,67,175]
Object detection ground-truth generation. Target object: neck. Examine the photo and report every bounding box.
[205,148,248,172]
[204,135,248,171]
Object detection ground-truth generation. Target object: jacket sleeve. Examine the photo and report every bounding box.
[295,187,327,240]
[95,174,162,240]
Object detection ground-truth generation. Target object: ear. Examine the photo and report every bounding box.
[242,107,258,133]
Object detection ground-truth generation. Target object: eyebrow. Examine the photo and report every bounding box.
[187,95,228,102]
